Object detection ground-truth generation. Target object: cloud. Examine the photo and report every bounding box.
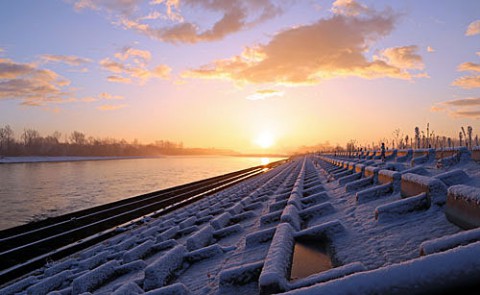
[451,61,480,89]
[246,89,284,100]
[451,75,480,89]
[114,47,151,63]
[453,110,480,119]
[375,45,424,70]
[97,104,127,111]
[99,92,124,100]
[100,47,171,84]
[466,20,480,36]
[74,0,284,44]
[432,97,480,119]
[0,58,71,106]
[107,75,132,84]
[74,0,143,15]
[41,54,92,66]
[458,62,480,72]
[427,46,435,53]
[331,0,369,17]
[183,6,427,85]
[440,97,480,107]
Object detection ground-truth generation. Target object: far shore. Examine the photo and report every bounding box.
[0,154,288,164]
[0,156,152,164]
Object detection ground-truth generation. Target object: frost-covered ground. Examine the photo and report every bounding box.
[1,150,480,294]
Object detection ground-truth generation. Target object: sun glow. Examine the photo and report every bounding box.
[254,131,275,149]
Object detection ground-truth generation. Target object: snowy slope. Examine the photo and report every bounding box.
[1,151,480,294]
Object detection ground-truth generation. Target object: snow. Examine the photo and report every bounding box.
[72,261,119,294]
[258,223,295,294]
[375,193,430,221]
[420,227,480,255]
[283,241,480,295]
[2,153,480,294]
[143,245,187,291]
[401,173,448,205]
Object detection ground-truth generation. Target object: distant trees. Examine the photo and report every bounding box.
[0,125,189,157]
[0,125,15,155]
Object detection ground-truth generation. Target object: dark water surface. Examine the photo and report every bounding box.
[0,156,282,230]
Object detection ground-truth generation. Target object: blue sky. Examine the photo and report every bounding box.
[1,0,479,152]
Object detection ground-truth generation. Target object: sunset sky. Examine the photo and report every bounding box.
[1,0,479,153]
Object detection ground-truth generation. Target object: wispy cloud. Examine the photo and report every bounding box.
[99,92,124,100]
[246,89,284,101]
[74,0,285,44]
[183,1,426,85]
[331,0,369,17]
[452,62,480,89]
[41,54,92,66]
[107,75,132,84]
[452,76,480,89]
[100,47,171,84]
[432,97,480,119]
[458,62,480,72]
[375,45,425,70]
[0,57,71,106]
[74,0,143,15]
[466,20,480,36]
[427,46,435,53]
[97,104,128,111]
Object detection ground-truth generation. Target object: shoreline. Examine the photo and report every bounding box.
[0,154,287,165]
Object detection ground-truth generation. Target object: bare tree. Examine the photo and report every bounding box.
[70,131,86,145]
[0,125,14,155]
[414,127,420,149]
[467,126,473,149]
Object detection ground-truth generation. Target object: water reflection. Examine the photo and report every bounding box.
[0,156,284,230]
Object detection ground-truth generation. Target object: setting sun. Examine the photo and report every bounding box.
[254,132,275,149]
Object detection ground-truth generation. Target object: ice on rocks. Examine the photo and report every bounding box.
[72,261,119,294]
[375,193,430,221]
[144,283,191,295]
[26,270,72,295]
[143,245,187,291]
[420,227,480,255]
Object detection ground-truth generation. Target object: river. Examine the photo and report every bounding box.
[0,156,284,230]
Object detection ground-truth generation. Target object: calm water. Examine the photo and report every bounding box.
[0,156,283,230]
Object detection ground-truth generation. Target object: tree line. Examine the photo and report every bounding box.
[0,125,193,157]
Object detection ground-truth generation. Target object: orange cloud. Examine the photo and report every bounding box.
[432,97,480,119]
[466,20,480,36]
[246,89,284,100]
[0,58,71,106]
[331,0,369,16]
[41,54,92,66]
[99,92,124,100]
[452,76,480,89]
[107,75,132,84]
[114,47,151,63]
[183,9,428,85]
[100,48,171,84]
[375,45,424,70]
[75,0,284,44]
[74,0,142,15]
[458,62,480,72]
[452,61,480,89]
[427,46,435,53]
[97,104,127,111]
